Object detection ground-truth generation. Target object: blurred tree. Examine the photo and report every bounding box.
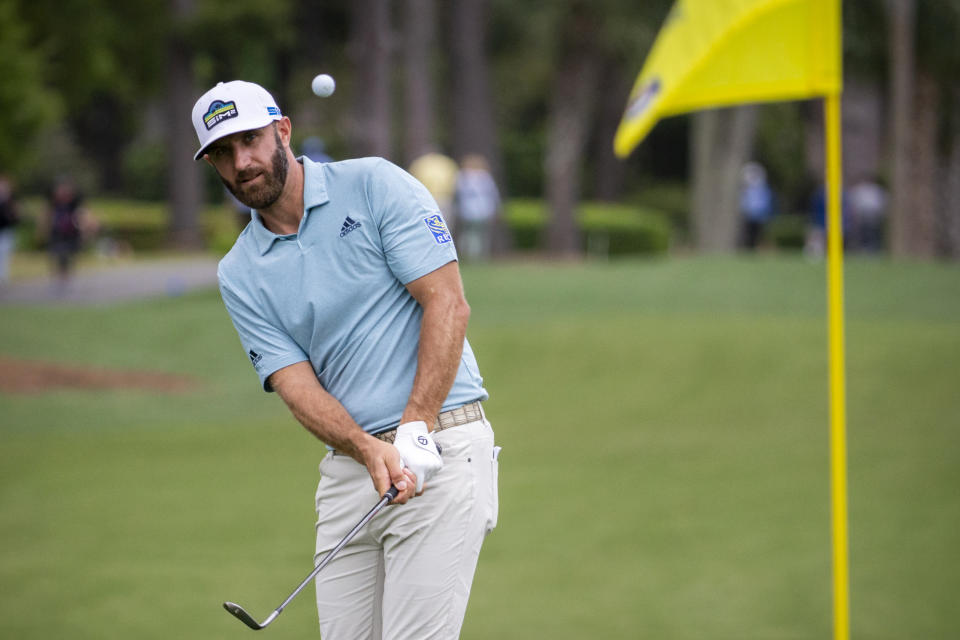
[402,0,438,164]
[487,0,554,198]
[944,86,960,257]
[542,0,669,255]
[587,0,667,202]
[886,0,921,257]
[906,68,939,258]
[916,0,960,258]
[14,0,167,191]
[589,60,634,202]
[447,0,507,252]
[167,0,203,249]
[885,0,960,259]
[447,0,500,172]
[0,0,61,174]
[187,0,294,96]
[543,0,602,255]
[690,106,758,252]
[348,0,392,158]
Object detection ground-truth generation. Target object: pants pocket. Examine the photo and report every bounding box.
[486,444,501,535]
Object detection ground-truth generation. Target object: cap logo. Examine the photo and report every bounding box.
[203,100,239,130]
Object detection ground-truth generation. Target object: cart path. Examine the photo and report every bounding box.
[0,256,220,306]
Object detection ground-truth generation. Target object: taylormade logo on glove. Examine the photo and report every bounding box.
[393,421,443,493]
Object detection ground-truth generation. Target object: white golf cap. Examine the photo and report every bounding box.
[191,80,283,160]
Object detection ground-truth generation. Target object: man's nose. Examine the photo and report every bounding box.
[232,145,254,172]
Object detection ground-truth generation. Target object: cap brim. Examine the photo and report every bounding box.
[193,115,280,161]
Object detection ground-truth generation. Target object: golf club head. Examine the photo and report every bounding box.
[224,601,274,630]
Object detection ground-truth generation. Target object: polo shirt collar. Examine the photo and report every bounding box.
[249,157,331,255]
[302,156,330,212]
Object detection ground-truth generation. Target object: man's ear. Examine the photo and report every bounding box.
[277,117,293,147]
[202,155,213,167]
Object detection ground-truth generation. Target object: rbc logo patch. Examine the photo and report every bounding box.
[423,214,452,244]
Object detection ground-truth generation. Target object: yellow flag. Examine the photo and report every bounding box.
[614,0,841,158]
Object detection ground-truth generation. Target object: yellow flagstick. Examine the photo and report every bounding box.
[613,3,849,634]
[824,92,850,640]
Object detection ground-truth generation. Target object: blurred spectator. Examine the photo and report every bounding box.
[805,184,827,259]
[804,182,849,259]
[409,151,458,233]
[0,174,20,284]
[301,136,333,163]
[739,161,774,250]
[46,178,96,288]
[848,177,887,253]
[454,154,500,261]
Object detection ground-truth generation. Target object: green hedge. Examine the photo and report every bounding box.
[15,198,241,253]
[503,199,672,256]
[629,182,689,239]
[15,196,673,257]
[766,213,807,250]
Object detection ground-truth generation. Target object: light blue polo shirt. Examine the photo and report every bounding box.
[217,157,488,433]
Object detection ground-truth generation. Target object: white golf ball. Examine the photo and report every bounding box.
[311,74,336,97]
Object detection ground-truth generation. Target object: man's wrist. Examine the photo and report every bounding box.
[346,429,383,463]
[400,404,437,430]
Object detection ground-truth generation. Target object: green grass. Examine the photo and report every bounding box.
[1,256,958,639]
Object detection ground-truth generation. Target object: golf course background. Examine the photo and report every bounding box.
[1,256,957,638]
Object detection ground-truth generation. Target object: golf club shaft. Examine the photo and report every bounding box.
[275,485,397,614]
[225,485,399,629]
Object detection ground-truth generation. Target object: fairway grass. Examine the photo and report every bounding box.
[1,256,958,639]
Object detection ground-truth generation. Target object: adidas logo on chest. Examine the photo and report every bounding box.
[339,216,362,237]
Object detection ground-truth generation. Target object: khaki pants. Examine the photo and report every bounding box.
[314,418,499,639]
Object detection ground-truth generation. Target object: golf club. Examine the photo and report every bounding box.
[223,485,399,630]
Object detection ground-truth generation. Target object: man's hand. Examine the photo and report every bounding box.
[393,421,444,493]
[359,436,418,504]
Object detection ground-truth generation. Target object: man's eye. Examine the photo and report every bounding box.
[244,132,257,143]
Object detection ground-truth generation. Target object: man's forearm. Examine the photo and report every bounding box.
[270,361,373,461]
[270,361,417,502]
[401,262,472,427]
[401,292,470,426]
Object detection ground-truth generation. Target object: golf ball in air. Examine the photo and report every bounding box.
[311,74,336,97]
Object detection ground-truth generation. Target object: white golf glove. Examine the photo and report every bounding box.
[393,421,443,493]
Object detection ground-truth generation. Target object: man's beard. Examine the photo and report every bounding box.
[222,131,289,210]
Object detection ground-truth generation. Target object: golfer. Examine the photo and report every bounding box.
[191,80,499,639]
